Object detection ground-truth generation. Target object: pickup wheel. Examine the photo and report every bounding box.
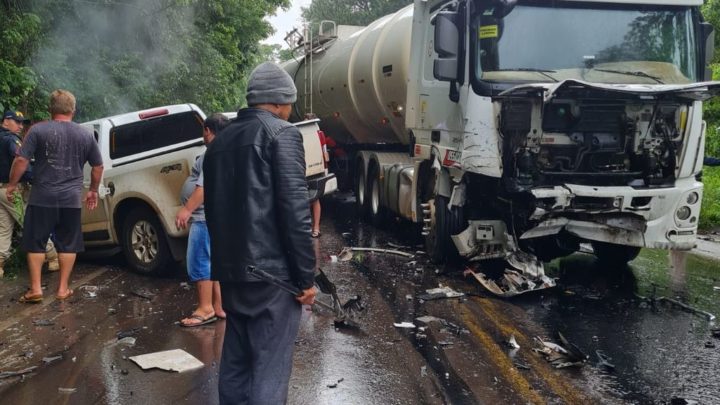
[591,241,641,266]
[121,208,172,276]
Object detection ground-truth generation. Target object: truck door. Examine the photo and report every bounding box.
[81,124,113,244]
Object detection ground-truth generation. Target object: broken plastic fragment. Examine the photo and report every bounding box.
[129,349,203,373]
[417,286,464,301]
[506,335,520,349]
[393,322,416,329]
[58,387,77,394]
[118,337,136,346]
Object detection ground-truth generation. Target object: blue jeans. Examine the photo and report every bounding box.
[187,221,211,281]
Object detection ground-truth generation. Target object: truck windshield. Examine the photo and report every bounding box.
[472,3,698,85]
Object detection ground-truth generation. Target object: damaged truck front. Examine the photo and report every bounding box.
[285,0,719,296]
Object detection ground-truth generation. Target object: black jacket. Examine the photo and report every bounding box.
[204,108,315,289]
[0,128,31,183]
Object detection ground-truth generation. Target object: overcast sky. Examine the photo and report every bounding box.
[263,0,313,47]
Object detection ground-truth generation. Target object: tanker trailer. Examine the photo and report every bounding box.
[284,0,720,296]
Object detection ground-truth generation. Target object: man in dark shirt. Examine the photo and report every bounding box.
[6,90,103,303]
[204,62,316,404]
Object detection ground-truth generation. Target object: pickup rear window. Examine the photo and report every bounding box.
[110,111,203,159]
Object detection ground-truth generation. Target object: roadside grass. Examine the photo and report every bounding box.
[700,166,720,230]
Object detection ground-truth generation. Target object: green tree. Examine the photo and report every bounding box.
[0,3,41,116]
[702,0,720,157]
[301,0,412,27]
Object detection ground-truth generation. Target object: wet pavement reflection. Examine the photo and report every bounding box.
[0,193,718,404]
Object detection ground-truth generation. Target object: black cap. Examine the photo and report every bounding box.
[3,110,30,124]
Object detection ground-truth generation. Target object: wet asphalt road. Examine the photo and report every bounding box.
[0,193,718,404]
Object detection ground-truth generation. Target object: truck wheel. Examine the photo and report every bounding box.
[368,167,389,227]
[121,208,172,275]
[591,241,641,265]
[531,235,577,262]
[425,196,465,263]
[355,161,369,217]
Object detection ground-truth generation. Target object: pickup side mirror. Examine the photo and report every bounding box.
[433,11,460,82]
[701,22,715,81]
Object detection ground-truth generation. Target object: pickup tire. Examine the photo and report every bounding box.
[591,241,641,266]
[121,208,172,275]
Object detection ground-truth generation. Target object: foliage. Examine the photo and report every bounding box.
[301,0,412,28]
[0,0,289,121]
[700,167,720,229]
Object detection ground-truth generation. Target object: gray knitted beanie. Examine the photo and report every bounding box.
[246,62,297,105]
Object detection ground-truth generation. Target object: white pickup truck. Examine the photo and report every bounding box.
[81,105,336,275]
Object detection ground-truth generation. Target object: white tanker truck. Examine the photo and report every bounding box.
[283,0,720,295]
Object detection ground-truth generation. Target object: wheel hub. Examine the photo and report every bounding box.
[131,220,158,264]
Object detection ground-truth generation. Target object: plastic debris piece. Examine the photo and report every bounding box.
[32,319,54,327]
[179,282,190,291]
[342,246,414,258]
[417,286,465,301]
[129,349,203,373]
[506,335,520,349]
[42,355,63,365]
[713,286,720,291]
[118,337,136,346]
[393,322,416,329]
[514,362,530,370]
[421,366,427,377]
[79,285,99,298]
[0,366,38,380]
[405,294,412,300]
[415,316,442,324]
[131,289,155,300]
[58,387,77,394]
[595,350,615,371]
[117,327,142,340]
[705,341,716,349]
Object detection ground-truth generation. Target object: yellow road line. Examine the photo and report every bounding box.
[469,297,589,404]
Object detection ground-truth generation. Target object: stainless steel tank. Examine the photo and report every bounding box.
[283,5,413,145]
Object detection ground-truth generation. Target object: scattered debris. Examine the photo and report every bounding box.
[711,328,720,339]
[121,369,129,375]
[635,293,716,321]
[513,362,530,370]
[420,366,427,377]
[705,341,716,349]
[404,261,417,267]
[341,232,352,238]
[340,246,414,258]
[337,248,354,262]
[117,327,142,340]
[533,334,588,369]
[131,289,156,301]
[438,340,454,347]
[387,242,411,250]
[595,350,615,371]
[405,294,412,300]
[58,387,77,394]
[32,319,54,327]
[179,282,190,291]
[79,285,99,298]
[129,349,204,373]
[0,366,38,380]
[506,335,520,350]
[326,378,344,389]
[42,355,63,365]
[417,286,464,301]
[394,322,416,329]
[117,337,137,346]
[415,316,442,324]
[466,264,556,298]
[713,286,720,292]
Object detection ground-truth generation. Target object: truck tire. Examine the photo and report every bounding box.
[368,166,389,227]
[425,196,465,263]
[591,241,641,265]
[121,208,172,276]
[355,160,369,217]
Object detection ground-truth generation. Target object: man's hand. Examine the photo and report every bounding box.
[5,184,17,202]
[296,286,317,306]
[175,207,192,230]
[84,190,99,210]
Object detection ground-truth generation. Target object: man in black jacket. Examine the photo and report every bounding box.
[204,62,317,405]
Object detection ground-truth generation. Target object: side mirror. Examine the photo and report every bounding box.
[701,22,715,81]
[433,11,460,82]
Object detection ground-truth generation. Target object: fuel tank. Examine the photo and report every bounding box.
[283,5,413,145]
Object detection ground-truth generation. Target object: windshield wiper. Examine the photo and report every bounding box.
[496,68,559,82]
[590,68,664,84]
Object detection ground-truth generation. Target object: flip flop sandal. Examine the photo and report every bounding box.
[55,289,74,300]
[18,292,43,304]
[180,314,217,327]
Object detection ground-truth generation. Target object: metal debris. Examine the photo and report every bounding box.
[467,264,556,298]
[340,246,414,258]
[415,316,443,324]
[417,286,464,301]
[58,387,77,394]
[533,335,588,369]
[393,322,416,329]
[387,242,411,250]
[0,366,38,380]
[635,293,716,321]
[513,362,530,370]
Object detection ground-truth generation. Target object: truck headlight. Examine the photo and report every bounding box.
[686,192,699,205]
[676,206,692,220]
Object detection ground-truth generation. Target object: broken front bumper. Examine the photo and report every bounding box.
[523,176,703,250]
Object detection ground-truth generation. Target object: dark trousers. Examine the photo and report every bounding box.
[219,281,302,405]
